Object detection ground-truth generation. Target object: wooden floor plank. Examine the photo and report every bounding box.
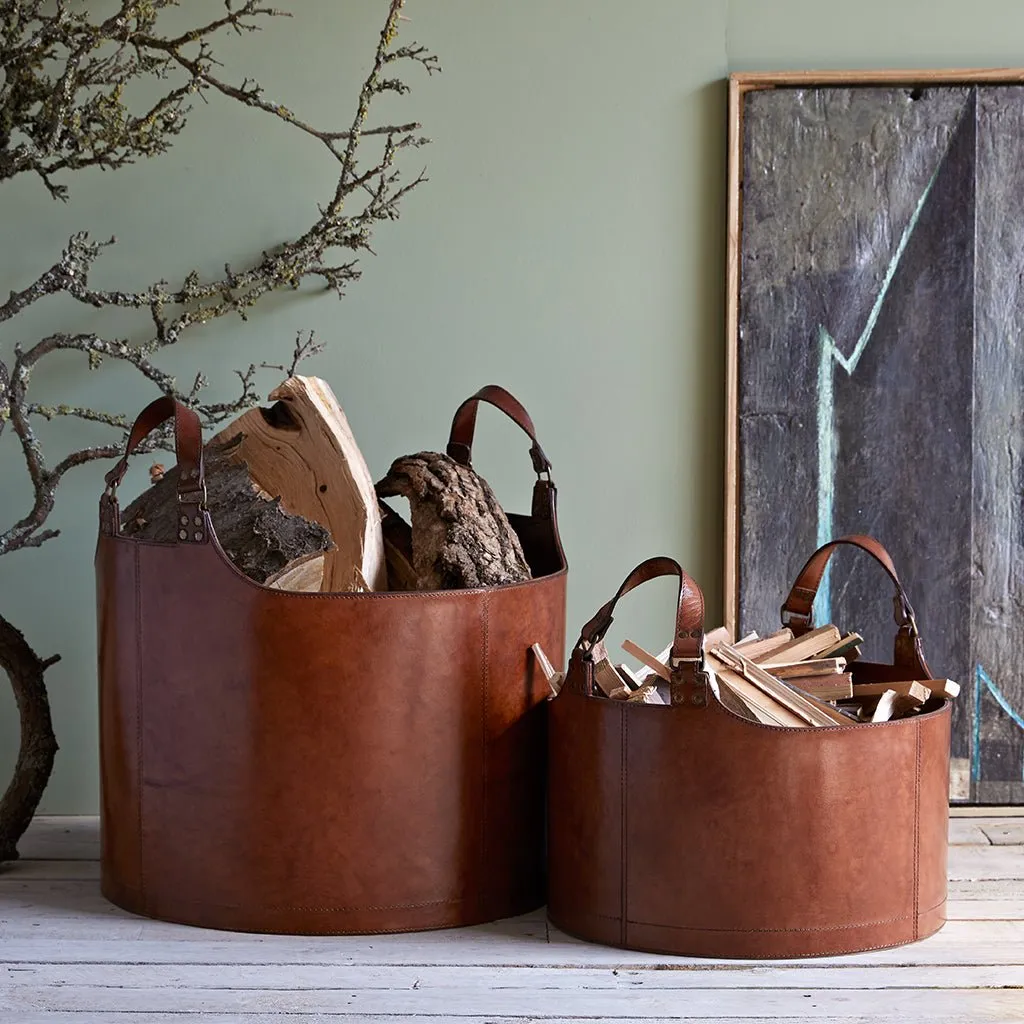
[4,962,1024,990]
[3,982,1022,1018]
[0,861,99,881]
[982,822,1024,846]
[1,919,1022,968]
[15,818,99,862]
[4,816,1023,1023]
[950,806,1024,818]
[947,844,1024,879]
[948,820,991,845]
[3,1017,1008,1024]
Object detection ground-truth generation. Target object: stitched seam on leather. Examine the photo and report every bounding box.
[107,881,463,914]
[557,897,948,934]
[914,722,922,939]
[620,704,628,949]
[625,912,920,933]
[480,593,489,922]
[133,542,145,904]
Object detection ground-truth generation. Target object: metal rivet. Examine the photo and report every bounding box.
[180,515,189,526]
[692,692,707,707]
[178,529,188,541]
[194,531,203,542]
[194,515,202,527]
[690,629,702,638]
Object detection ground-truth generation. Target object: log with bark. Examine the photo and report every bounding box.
[375,451,532,590]
[121,438,334,589]
[122,376,386,593]
[211,377,386,592]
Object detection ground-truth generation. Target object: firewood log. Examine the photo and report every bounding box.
[121,437,332,589]
[375,451,531,590]
[211,376,385,592]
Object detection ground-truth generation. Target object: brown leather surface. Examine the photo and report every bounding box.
[549,548,951,958]
[783,535,932,676]
[97,390,566,935]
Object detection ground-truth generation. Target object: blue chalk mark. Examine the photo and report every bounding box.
[973,665,1024,784]
[814,168,941,624]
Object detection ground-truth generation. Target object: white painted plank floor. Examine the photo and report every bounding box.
[0,815,1022,1023]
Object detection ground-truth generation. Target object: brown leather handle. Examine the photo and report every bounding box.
[578,557,705,667]
[447,385,552,478]
[103,395,205,501]
[782,534,918,635]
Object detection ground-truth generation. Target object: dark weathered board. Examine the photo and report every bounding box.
[737,84,1024,804]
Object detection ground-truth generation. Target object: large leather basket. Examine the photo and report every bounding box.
[548,538,950,959]
[96,385,567,935]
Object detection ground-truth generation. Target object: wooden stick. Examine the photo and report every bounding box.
[818,632,864,659]
[787,673,853,701]
[734,628,794,660]
[593,657,628,698]
[851,680,932,703]
[716,644,849,726]
[705,651,806,727]
[531,643,564,697]
[868,689,924,722]
[756,625,842,666]
[616,664,643,690]
[704,625,734,649]
[632,643,672,682]
[769,658,847,679]
[621,639,672,681]
[927,678,961,699]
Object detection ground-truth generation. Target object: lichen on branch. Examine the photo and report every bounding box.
[0,0,437,859]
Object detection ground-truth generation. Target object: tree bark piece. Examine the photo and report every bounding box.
[375,452,532,590]
[121,439,332,588]
[0,614,59,863]
[212,376,385,593]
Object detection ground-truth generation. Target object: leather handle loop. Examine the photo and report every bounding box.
[782,534,918,635]
[446,385,553,478]
[103,396,205,501]
[577,556,705,666]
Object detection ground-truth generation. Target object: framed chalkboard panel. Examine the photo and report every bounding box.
[726,70,1024,804]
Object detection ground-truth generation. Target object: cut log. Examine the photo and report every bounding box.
[375,451,531,590]
[121,438,333,589]
[211,376,385,593]
[265,552,326,592]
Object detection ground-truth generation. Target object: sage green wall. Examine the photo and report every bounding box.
[3,1,1024,813]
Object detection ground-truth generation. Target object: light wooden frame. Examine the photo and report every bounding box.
[723,68,1024,637]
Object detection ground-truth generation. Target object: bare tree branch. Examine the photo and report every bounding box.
[0,0,437,855]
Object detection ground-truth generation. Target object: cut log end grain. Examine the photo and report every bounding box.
[211,376,385,593]
[121,439,333,589]
[375,452,532,591]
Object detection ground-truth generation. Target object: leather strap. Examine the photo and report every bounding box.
[577,557,708,705]
[103,396,205,503]
[782,535,916,632]
[447,385,552,477]
[782,535,930,675]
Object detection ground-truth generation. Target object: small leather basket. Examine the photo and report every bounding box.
[548,538,951,959]
[96,386,567,935]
